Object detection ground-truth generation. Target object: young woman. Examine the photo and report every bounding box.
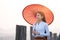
[32,11,50,40]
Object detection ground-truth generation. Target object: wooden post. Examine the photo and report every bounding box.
[16,25,26,40]
[53,33,57,40]
[30,27,33,40]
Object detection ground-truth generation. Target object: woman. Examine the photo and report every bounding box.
[32,11,50,40]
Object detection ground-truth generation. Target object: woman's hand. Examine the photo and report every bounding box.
[32,30,40,35]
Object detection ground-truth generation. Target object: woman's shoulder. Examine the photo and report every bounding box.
[42,21,48,25]
[32,22,36,27]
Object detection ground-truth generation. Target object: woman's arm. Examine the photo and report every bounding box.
[32,23,40,35]
[44,24,50,36]
[32,29,40,35]
[39,23,50,37]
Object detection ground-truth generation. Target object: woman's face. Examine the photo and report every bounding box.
[36,13,43,21]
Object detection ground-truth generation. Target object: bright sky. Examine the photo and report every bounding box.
[0,0,60,40]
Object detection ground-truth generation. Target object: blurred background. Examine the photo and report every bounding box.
[0,0,60,40]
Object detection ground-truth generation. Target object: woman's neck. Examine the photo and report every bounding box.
[37,20,42,24]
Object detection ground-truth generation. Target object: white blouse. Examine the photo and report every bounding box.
[32,21,50,37]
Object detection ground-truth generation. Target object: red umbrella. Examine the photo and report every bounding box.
[22,4,54,25]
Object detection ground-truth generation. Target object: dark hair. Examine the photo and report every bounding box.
[36,11,46,22]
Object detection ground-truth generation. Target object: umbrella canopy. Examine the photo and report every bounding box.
[22,4,54,25]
